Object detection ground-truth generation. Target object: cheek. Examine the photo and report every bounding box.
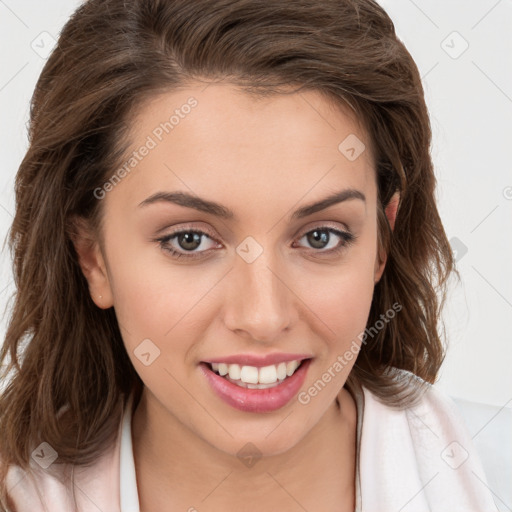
[105,240,199,352]
[305,243,377,345]
[314,271,374,346]
[294,263,375,410]
[108,257,202,403]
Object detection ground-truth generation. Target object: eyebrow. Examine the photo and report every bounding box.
[138,188,366,220]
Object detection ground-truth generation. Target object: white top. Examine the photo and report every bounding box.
[6,374,499,511]
[119,392,139,511]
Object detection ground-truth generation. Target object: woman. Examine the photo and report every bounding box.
[0,0,497,510]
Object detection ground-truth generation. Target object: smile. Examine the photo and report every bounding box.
[208,360,303,388]
[199,358,313,413]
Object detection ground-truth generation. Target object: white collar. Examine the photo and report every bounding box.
[117,387,363,512]
[117,380,496,511]
[119,392,141,512]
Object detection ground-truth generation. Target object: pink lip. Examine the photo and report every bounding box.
[202,352,312,367]
[199,358,312,413]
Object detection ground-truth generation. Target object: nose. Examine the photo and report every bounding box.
[221,247,298,344]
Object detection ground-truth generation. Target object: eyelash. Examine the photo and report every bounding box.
[154,224,356,261]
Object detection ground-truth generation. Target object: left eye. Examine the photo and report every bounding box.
[156,225,355,260]
[294,227,355,252]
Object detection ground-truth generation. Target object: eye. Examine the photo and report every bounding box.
[154,223,356,261]
[293,225,356,256]
[155,226,220,260]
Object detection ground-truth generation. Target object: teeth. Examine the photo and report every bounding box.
[228,364,241,380]
[259,364,277,384]
[240,365,259,384]
[286,360,299,377]
[210,359,303,385]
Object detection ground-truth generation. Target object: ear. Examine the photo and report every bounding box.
[384,190,400,232]
[67,215,114,309]
[374,191,400,284]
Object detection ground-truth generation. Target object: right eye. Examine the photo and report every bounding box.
[156,228,221,260]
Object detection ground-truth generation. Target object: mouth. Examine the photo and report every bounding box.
[203,358,310,389]
[199,357,313,413]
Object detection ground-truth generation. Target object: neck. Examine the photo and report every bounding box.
[132,387,357,511]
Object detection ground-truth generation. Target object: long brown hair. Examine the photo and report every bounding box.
[0,0,458,507]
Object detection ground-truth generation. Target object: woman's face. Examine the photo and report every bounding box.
[82,82,388,456]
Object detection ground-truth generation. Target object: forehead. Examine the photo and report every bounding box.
[111,82,376,214]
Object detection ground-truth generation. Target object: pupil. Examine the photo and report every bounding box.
[308,230,328,249]
[179,232,201,251]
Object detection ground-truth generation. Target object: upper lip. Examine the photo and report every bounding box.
[202,353,312,367]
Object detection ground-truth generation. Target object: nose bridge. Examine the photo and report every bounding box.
[223,239,295,342]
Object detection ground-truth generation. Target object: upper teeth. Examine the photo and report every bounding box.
[211,360,302,384]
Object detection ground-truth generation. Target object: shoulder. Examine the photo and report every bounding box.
[362,370,474,440]
[357,369,498,512]
[4,421,123,512]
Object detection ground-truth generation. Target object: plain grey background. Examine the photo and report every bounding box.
[0,1,511,411]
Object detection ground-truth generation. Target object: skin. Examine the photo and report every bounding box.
[73,82,399,511]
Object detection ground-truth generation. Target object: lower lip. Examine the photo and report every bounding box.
[199,359,312,413]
